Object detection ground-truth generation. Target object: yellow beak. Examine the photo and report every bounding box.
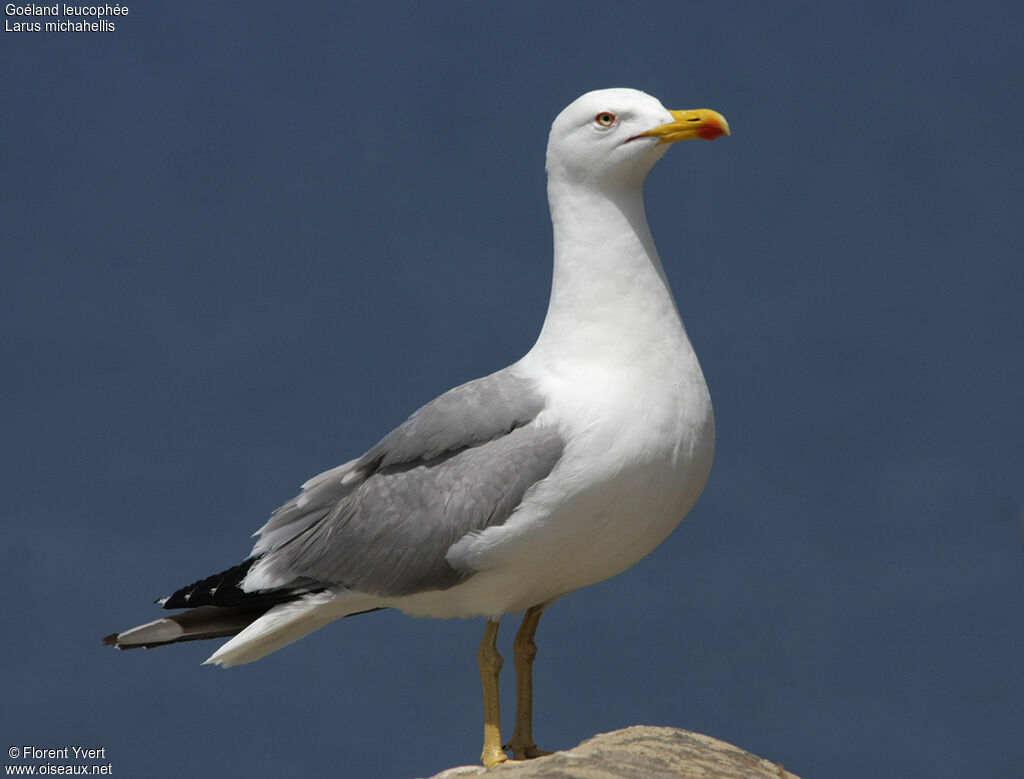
[635,109,731,143]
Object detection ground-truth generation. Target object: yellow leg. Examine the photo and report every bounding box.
[477,619,507,767]
[507,605,553,760]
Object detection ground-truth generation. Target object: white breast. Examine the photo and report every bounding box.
[397,345,715,620]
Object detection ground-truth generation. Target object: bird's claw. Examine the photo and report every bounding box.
[481,748,508,768]
[504,741,552,761]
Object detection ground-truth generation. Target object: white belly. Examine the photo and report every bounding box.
[394,352,715,620]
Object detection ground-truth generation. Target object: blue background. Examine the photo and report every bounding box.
[2,3,1021,777]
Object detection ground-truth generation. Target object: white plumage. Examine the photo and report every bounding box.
[106,87,730,767]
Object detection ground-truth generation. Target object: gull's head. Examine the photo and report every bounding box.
[546,88,729,188]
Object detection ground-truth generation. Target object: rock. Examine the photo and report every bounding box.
[422,725,798,779]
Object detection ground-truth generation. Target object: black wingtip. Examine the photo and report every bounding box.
[102,633,120,647]
[161,557,325,611]
[162,558,259,610]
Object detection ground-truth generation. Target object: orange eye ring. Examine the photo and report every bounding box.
[595,112,616,127]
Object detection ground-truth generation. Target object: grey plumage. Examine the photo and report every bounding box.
[106,366,564,651]
[359,368,550,470]
[258,425,563,595]
[243,366,564,597]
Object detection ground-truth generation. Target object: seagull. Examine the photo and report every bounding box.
[104,87,730,767]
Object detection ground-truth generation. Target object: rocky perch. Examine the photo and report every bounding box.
[423,726,799,779]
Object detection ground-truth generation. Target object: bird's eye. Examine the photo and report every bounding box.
[595,112,616,127]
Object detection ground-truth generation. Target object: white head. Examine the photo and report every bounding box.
[546,88,729,189]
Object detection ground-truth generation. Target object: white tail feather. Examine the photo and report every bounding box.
[105,605,267,649]
[203,589,381,668]
[114,617,188,646]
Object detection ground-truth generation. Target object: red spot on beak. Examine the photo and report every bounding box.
[697,122,726,141]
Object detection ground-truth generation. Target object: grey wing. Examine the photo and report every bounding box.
[357,367,549,469]
[245,366,564,597]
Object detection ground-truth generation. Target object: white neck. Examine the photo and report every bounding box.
[529,176,691,365]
